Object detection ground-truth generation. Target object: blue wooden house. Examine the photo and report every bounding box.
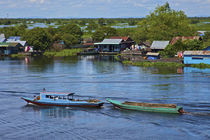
[203,46,210,51]
[184,51,210,64]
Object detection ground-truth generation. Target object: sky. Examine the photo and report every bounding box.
[0,0,209,18]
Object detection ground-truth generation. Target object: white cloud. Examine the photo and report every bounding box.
[29,0,45,4]
[0,0,209,18]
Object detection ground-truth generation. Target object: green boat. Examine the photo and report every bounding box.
[107,99,184,114]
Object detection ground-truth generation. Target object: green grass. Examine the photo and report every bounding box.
[114,54,121,61]
[190,63,210,69]
[11,53,28,57]
[122,61,210,69]
[122,60,184,67]
[43,48,83,57]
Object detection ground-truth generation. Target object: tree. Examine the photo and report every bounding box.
[86,21,98,33]
[92,27,117,42]
[102,26,117,38]
[202,32,210,47]
[136,2,196,41]
[98,18,106,26]
[92,30,105,42]
[62,33,78,47]
[22,27,52,51]
[59,23,83,41]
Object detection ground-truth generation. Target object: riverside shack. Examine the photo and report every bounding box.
[0,42,23,55]
[94,37,134,52]
[184,51,210,64]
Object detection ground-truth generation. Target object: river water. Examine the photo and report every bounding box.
[0,56,210,140]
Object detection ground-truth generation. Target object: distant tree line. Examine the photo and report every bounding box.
[0,3,209,54]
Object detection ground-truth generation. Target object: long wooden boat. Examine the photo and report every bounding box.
[107,99,184,114]
[21,92,104,108]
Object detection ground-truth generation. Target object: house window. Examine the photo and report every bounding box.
[192,57,203,60]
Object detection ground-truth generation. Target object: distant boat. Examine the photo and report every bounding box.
[21,92,104,108]
[107,99,184,114]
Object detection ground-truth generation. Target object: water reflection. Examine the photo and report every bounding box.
[22,105,74,119]
[26,56,54,72]
[184,67,210,73]
[141,67,183,74]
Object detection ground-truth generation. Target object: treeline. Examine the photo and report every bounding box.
[0,18,143,26]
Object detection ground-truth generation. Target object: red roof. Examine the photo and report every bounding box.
[170,36,200,45]
[110,36,129,41]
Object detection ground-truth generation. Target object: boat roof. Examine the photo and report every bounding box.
[40,92,75,96]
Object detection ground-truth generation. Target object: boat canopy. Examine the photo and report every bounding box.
[40,92,75,96]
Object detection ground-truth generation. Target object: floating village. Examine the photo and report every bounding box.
[0,33,210,65]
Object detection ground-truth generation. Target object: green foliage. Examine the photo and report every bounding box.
[22,27,52,51]
[62,33,78,47]
[122,60,184,67]
[92,26,117,41]
[11,53,28,57]
[114,54,121,61]
[86,21,98,32]
[128,19,138,26]
[0,24,27,38]
[203,32,210,42]
[190,63,210,69]
[202,32,210,47]
[98,18,106,26]
[136,2,195,41]
[92,30,105,42]
[43,49,83,57]
[58,23,83,40]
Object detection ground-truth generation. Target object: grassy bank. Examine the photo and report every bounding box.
[11,53,28,57]
[122,60,184,67]
[44,49,83,57]
[190,63,210,69]
[122,60,210,69]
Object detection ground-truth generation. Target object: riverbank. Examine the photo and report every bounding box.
[122,60,184,67]
[122,60,210,69]
[43,49,83,57]
[116,54,210,68]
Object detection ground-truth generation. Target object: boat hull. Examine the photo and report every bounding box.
[107,99,183,114]
[21,97,104,108]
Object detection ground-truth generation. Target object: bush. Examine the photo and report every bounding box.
[44,49,83,57]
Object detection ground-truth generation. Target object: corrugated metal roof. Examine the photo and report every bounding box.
[0,42,21,47]
[0,34,5,38]
[146,52,160,56]
[6,41,26,46]
[0,38,6,43]
[184,51,210,56]
[94,39,122,45]
[151,41,169,50]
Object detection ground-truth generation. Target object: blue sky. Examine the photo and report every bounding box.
[0,0,209,18]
